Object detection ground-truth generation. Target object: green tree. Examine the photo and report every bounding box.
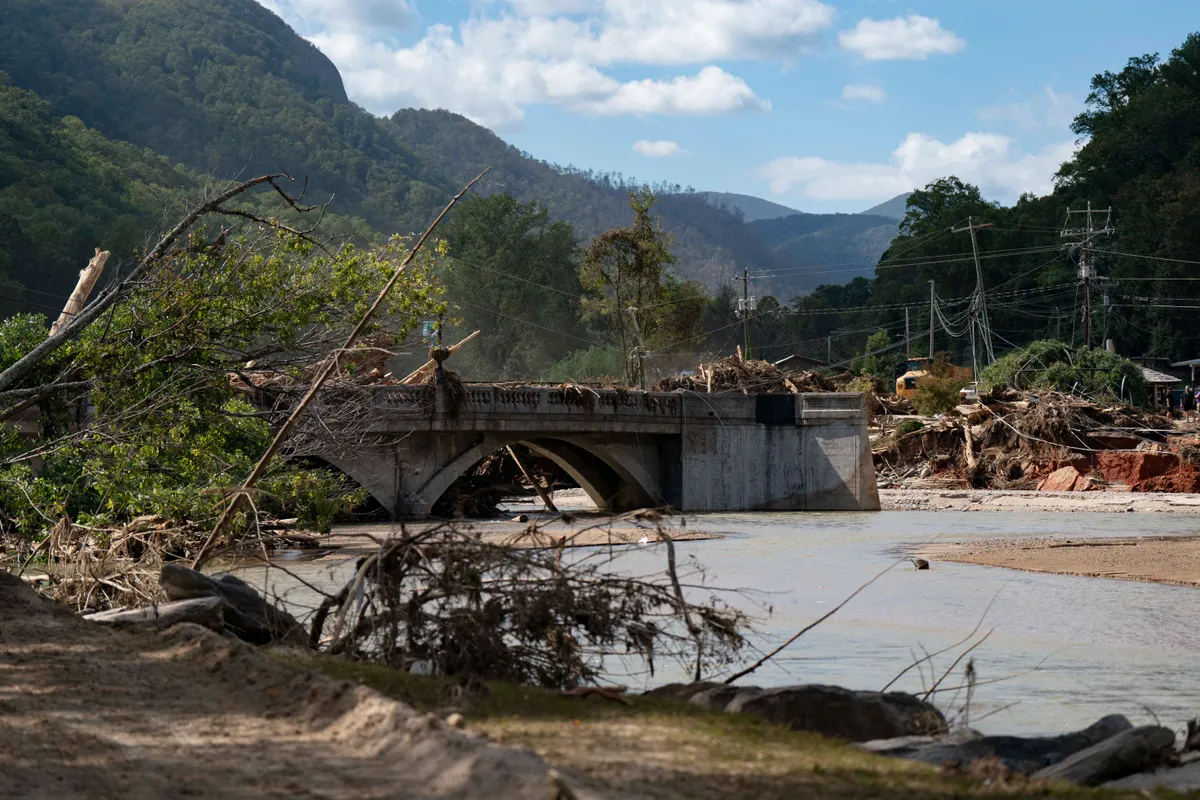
[441,193,582,380]
[856,329,903,380]
[579,190,678,384]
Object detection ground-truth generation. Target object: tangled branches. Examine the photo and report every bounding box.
[309,518,749,688]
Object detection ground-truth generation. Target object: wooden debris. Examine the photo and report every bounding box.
[50,248,109,336]
[560,685,632,705]
[83,596,225,632]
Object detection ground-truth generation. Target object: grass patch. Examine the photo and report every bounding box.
[293,655,1165,799]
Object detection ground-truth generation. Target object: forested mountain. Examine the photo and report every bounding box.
[389,108,786,289]
[0,75,194,316]
[859,194,912,221]
[750,213,899,285]
[0,0,453,237]
[702,192,801,222]
[0,0,904,304]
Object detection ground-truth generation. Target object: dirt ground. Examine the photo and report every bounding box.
[881,487,1200,513]
[0,571,578,800]
[921,535,1200,588]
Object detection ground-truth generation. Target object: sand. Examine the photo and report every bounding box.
[882,488,1200,514]
[0,571,590,800]
[920,535,1200,588]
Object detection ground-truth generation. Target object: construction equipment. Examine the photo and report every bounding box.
[895,357,974,399]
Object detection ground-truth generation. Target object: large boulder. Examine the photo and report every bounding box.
[724,685,945,742]
[1104,757,1200,791]
[160,564,309,648]
[1034,725,1176,786]
[907,714,1133,774]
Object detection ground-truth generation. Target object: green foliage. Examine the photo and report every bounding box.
[0,228,445,541]
[913,375,967,416]
[856,330,903,379]
[441,193,583,380]
[896,419,924,436]
[980,340,1147,401]
[259,470,367,535]
[579,191,680,384]
[545,347,625,383]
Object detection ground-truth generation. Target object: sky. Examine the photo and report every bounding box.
[261,0,1196,214]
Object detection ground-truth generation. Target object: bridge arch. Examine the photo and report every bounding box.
[413,434,660,518]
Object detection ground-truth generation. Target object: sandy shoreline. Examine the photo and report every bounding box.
[881,487,1200,514]
[920,534,1200,588]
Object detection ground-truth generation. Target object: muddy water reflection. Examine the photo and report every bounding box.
[236,510,1200,736]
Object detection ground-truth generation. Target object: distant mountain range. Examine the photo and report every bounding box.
[0,0,906,302]
[859,194,911,221]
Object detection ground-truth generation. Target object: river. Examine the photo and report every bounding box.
[234,507,1200,737]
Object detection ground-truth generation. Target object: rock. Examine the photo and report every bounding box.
[159,564,309,648]
[909,714,1133,774]
[1104,759,1200,791]
[724,685,945,742]
[860,727,983,757]
[1033,725,1176,787]
[1038,465,1084,492]
[911,558,930,570]
[445,713,466,730]
[687,684,744,710]
[858,735,939,756]
[643,681,722,702]
[84,597,224,633]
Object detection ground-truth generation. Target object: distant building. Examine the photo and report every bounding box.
[774,354,827,371]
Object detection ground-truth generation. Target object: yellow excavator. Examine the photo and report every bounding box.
[895,357,974,399]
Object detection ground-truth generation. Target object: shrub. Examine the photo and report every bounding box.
[980,339,1146,402]
[896,419,924,436]
[914,375,967,416]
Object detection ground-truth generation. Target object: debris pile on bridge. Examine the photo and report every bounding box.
[653,354,841,395]
[436,446,574,519]
[874,389,1196,491]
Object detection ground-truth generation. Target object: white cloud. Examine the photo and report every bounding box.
[979,85,1081,131]
[583,67,769,115]
[841,83,886,103]
[838,14,965,61]
[502,0,598,14]
[761,132,1079,203]
[264,0,414,34]
[310,7,782,128]
[633,139,688,157]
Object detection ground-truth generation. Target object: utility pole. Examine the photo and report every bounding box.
[1061,202,1114,349]
[1055,306,1061,341]
[928,280,936,361]
[905,307,911,361]
[952,217,996,373]
[733,268,756,360]
[826,335,832,365]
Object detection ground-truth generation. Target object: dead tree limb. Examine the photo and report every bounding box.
[191,168,492,569]
[51,249,110,336]
[506,445,558,513]
[723,560,900,685]
[0,174,292,394]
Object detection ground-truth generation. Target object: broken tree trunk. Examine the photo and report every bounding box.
[50,249,110,336]
[83,597,224,632]
[506,444,558,513]
[401,329,480,384]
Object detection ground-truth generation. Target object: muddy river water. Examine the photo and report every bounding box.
[235,509,1200,737]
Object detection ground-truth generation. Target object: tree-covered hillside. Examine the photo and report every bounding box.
[0,75,193,316]
[0,0,452,236]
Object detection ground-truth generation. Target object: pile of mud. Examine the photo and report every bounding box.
[0,570,584,799]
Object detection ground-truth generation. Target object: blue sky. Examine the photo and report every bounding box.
[263,0,1196,213]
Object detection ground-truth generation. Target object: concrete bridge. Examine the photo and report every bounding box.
[294,383,879,518]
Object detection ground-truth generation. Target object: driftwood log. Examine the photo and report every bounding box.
[83,597,224,632]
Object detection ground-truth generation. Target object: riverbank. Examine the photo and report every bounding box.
[2,569,1151,799]
[921,534,1200,589]
[882,487,1200,513]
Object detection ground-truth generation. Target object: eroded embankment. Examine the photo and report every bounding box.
[0,572,577,800]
